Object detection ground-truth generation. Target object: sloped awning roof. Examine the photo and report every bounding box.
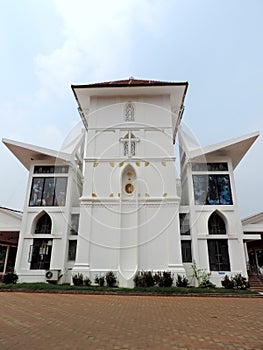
[189,131,259,169]
[2,138,71,170]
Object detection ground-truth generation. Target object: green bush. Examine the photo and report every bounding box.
[160,271,174,287]
[72,273,83,286]
[95,275,105,287]
[221,275,235,289]
[83,277,91,286]
[134,271,155,287]
[134,271,174,288]
[176,274,189,288]
[105,271,118,287]
[232,274,249,290]
[191,262,215,288]
[3,271,18,284]
[222,274,249,290]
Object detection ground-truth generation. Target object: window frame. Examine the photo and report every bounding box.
[207,239,230,271]
[181,240,192,263]
[29,176,68,207]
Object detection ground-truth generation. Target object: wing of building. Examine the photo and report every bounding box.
[2,77,261,287]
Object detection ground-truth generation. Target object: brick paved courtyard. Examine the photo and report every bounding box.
[0,293,262,350]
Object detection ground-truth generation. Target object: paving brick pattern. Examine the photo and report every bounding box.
[0,293,262,350]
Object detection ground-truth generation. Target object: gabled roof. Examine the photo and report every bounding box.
[188,131,259,169]
[2,138,71,170]
[242,212,263,225]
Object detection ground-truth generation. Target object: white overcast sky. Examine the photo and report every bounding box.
[0,0,262,218]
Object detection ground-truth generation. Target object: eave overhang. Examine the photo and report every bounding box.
[71,80,188,142]
[189,131,259,169]
[2,138,71,170]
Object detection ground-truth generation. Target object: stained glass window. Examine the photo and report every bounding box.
[29,177,68,207]
[29,178,44,206]
[193,175,232,205]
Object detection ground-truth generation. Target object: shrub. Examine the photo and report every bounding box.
[133,271,155,287]
[105,271,118,287]
[134,271,173,288]
[83,277,91,286]
[221,275,235,289]
[199,277,216,289]
[3,271,18,284]
[191,261,215,288]
[95,275,105,287]
[222,274,249,290]
[160,271,174,287]
[232,274,249,290]
[176,274,189,288]
[72,273,83,286]
[133,272,142,287]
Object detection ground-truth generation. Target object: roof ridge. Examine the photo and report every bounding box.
[72,77,188,88]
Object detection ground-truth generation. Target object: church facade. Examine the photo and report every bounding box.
[3,78,260,287]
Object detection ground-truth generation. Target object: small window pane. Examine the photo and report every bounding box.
[34,165,69,174]
[70,214,79,235]
[181,240,192,263]
[180,214,190,235]
[29,178,44,206]
[0,246,7,272]
[192,163,228,172]
[124,141,128,156]
[54,178,67,206]
[68,241,77,261]
[217,175,232,205]
[42,178,56,206]
[193,175,208,205]
[207,176,219,205]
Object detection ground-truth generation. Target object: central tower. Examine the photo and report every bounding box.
[71,78,188,287]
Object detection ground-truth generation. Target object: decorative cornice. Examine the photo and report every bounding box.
[85,157,176,163]
[80,196,180,208]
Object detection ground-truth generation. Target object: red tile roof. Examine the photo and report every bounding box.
[72,77,188,88]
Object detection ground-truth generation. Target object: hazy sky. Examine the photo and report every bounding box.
[0,0,262,218]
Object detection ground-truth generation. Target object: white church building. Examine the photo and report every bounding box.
[2,78,261,287]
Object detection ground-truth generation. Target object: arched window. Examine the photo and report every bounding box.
[207,212,230,271]
[35,213,52,234]
[208,212,226,235]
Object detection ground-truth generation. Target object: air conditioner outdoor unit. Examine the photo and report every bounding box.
[45,270,60,282]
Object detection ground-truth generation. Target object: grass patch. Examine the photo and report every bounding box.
[0,283,258,295]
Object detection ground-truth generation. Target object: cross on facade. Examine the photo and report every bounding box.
[119,131,140,158]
